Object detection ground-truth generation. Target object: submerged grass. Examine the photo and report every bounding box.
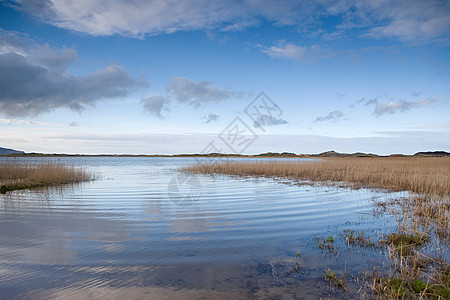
[0,162,94,193]
[386,233,430,256]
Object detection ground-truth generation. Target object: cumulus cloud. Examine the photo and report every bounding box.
[364,98,438,116]
[141,95,169,119]
[168,77,235,108]
[314,110,344,122]
[0,29,148,117]
[5,0,449,43]
[253,115,288,129]
[203,113,219,123]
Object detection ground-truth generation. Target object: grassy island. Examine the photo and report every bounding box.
[0,162,94,194]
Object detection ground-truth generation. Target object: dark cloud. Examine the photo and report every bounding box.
[168,77,235,108]
[34,45,78,71]
[141,95,169,119]
[364,99,378,106]
[203,113,219,123]
[141,77,241,118]
[253,115,288,128]
[0,29,148,117]
[363,98,438,116]
[314,110,343,122]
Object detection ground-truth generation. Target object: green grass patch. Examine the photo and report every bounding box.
[387,232,429,255]
[0,184,39,194]
[376,277,450,299]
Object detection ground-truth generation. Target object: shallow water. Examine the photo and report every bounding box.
[0,157,398,299]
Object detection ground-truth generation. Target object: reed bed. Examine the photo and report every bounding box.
[185,157,450,239]
[0,162,94,193]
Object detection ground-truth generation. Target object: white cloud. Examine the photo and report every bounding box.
[260,41,328,63]
[5,0,449,44]
[7,0,248,37]
[365,0,450,43]
[2,129,448,155]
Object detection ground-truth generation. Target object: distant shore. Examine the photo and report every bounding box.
[1,150,449,158]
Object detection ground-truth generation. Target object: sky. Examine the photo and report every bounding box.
[0,0,449,155]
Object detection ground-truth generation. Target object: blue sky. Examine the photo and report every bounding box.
[0,0,449,155]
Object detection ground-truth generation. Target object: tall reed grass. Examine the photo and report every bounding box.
[0,162,94,193]
[185,157,450,242]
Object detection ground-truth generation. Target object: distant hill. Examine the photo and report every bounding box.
[0,147,25,155]
[413,151,450,157]
[312,150,450,158]
[255,152,298,157]
[313,150,379,158]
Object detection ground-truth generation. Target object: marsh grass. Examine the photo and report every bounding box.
[184,157,450,197]
[0,162,94,193]
[324,268,348,292]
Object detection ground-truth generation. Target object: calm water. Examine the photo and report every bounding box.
[0,157,397,299]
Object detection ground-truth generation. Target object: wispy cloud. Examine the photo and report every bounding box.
[0,29,148,117]
[3,129,448,156]
[363,98,438,116]
[314,110,344,122]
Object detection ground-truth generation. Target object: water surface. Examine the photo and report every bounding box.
[0,157,396,299]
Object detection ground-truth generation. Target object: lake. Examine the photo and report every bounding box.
[0,157,398,299]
